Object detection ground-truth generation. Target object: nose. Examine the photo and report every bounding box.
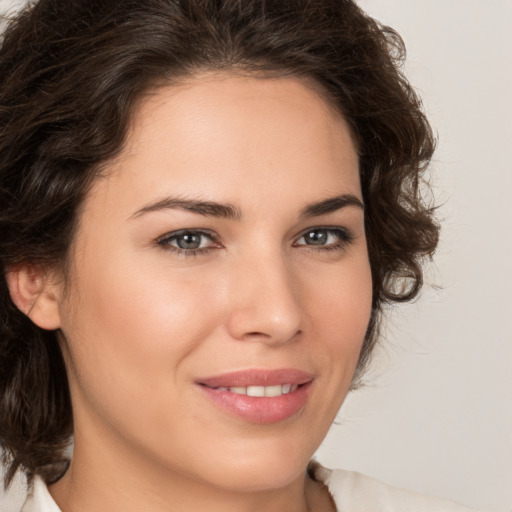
[225,252,303,346]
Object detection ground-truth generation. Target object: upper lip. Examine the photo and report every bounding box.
[197,368,314,388]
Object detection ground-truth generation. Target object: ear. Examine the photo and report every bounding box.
[5,264,62,330]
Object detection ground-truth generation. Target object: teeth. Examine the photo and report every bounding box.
[215,384,299,396]
[264,385,282,397]
[247,385,265,397]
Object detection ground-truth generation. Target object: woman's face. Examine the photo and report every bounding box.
[55,75,372,492]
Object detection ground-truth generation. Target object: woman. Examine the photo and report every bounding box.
[0,1,475,510]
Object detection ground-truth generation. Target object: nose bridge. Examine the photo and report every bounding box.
[226,243,303,344]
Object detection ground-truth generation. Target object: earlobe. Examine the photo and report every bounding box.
[5,264,62,330]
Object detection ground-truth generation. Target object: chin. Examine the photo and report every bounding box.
[186,436,316,493]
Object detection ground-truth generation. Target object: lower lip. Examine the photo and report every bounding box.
[198,382,312,424]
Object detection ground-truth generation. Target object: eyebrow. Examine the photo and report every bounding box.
[130,197,242,220]
[300,193,364,218]
[130,193,363,220]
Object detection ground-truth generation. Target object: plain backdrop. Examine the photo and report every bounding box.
[314,2,512,512]
[1,1,511,511]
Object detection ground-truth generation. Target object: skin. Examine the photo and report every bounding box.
[16,75,373,511]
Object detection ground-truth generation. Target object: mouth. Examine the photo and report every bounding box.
[203,383,300,397]
[196,369,314,424]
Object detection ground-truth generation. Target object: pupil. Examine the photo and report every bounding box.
[177,233,201,249]
[306,230,327,245]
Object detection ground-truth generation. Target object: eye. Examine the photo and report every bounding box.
[294,227,353,249]
[156,229,220,255]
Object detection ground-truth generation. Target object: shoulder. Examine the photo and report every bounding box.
[311,463,479,512]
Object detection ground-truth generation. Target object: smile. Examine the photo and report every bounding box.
[208,384,299,396]
[197,369,314,424]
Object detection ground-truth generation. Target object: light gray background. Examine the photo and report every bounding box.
[314,2,512,511]
[1,1,511,511]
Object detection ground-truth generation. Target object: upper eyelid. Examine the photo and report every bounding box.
[294,226,352,240]
[157,228,218,243]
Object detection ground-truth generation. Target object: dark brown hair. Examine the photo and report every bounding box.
[0,0,438,486]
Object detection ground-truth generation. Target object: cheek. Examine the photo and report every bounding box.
[58,259,233,453]
[309,256,372,339]
[303,255,373,386]
[59,255,225,408]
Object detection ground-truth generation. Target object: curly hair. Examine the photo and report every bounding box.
[0,0,438,487]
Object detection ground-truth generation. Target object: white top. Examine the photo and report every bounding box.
[3,464,477,512]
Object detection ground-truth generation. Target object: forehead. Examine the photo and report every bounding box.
[83,74,361,221]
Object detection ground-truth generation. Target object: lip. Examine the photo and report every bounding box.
[196,368,314,424]
[197,368,314,388]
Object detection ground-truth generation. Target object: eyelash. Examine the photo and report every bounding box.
[294,227,354,252]
[156,227,354,257]
[156,229,219,257]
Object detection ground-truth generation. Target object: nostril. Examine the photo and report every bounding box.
[243,329,302,342]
